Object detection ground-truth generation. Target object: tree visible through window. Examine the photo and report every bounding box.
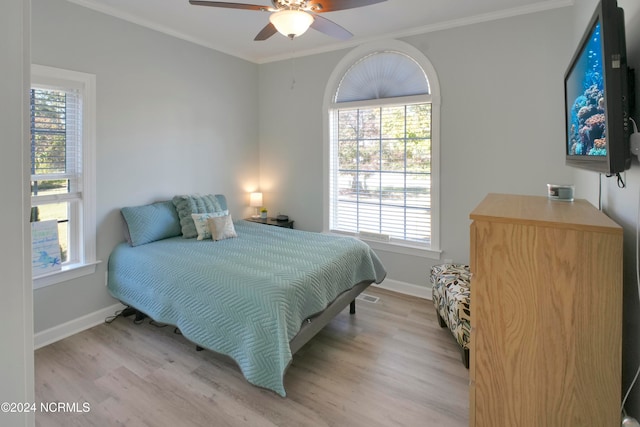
[30,64,96,286]
[30,87,80,263]
[333,104,432,243]
[327,45,439,249]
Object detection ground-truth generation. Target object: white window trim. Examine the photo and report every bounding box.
[324,230,442,259]
[31,64,97,289]
[323,40,441,256]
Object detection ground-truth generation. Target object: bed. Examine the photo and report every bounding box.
[107,194,386,397]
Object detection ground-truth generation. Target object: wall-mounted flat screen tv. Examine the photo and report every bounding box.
[564,0,632,175]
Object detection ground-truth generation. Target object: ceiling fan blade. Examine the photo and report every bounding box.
[188,1,266,11]
[309,0,387,13]
[310,14,352,40]
[254,22,278,41]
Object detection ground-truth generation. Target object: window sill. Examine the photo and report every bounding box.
[325,230,442,259]
[33,260,101,290]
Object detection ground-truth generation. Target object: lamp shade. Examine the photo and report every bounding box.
[249,192,263,207]
[269,10,314,39]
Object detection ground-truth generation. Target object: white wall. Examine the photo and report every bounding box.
[571,0,640,419]
[0,1,34,425]
[30,0,260,333]
[258,7,575,288]
[19,0,640,419]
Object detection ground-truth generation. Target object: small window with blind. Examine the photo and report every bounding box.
[327,45,440,251]
[31,65,97,287]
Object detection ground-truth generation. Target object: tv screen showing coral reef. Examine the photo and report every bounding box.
[566,21,607,158]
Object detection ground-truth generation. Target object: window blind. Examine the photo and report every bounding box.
[336,51,430,103]
[30,64,97,287]
[30,87,82,200]
[329,103,432,244]
[30,86,83,265]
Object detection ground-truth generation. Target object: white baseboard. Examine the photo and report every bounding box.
[33,281,429,349]
[34,302,126,350]
[372,278,432,300]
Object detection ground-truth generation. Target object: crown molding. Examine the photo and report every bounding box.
[66,0,574,64]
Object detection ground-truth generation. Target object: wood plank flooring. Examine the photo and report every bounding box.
[34,288,469,427]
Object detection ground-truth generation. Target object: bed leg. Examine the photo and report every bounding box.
[350,300,356,315]
[121,307,137,318]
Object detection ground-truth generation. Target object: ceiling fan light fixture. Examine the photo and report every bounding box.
[269,9,314,39]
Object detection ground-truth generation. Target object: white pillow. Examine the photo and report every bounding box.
[207,214,237,241]
[191,210,228,240]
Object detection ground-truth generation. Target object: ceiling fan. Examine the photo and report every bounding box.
[189,0,387,41]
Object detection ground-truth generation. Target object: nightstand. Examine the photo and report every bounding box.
[245,217,294,229]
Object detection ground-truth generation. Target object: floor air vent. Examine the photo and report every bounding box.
[356,293,380,303]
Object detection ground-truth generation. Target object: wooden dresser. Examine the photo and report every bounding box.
[469,193,623,427]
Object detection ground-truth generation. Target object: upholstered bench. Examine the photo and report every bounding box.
[430,263,471,368]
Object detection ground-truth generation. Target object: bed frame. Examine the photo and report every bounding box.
[290,280,370,354]
[120,280,373,357]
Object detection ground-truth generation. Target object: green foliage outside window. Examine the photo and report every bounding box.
[337,103,431,199]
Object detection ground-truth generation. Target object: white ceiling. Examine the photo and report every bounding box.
[67,0,573,63]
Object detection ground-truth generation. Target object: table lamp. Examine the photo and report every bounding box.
[249,192,263,218]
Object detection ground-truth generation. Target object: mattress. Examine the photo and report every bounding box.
[107,220,386,396]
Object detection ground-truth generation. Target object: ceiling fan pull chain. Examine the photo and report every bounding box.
[290,54,296,90]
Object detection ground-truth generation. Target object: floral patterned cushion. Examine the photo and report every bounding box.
[431,264,471,350]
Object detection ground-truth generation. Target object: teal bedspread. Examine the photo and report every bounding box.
[107,220,386,396]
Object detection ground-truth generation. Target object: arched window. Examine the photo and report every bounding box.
[324,40,440,252]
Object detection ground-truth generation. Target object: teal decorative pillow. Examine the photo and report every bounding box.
[121,200,181,246]
[214,194,228,211]
[191,210,229,240]
[172,194,224,238]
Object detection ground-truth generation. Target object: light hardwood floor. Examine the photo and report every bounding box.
[35,288,469,427]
